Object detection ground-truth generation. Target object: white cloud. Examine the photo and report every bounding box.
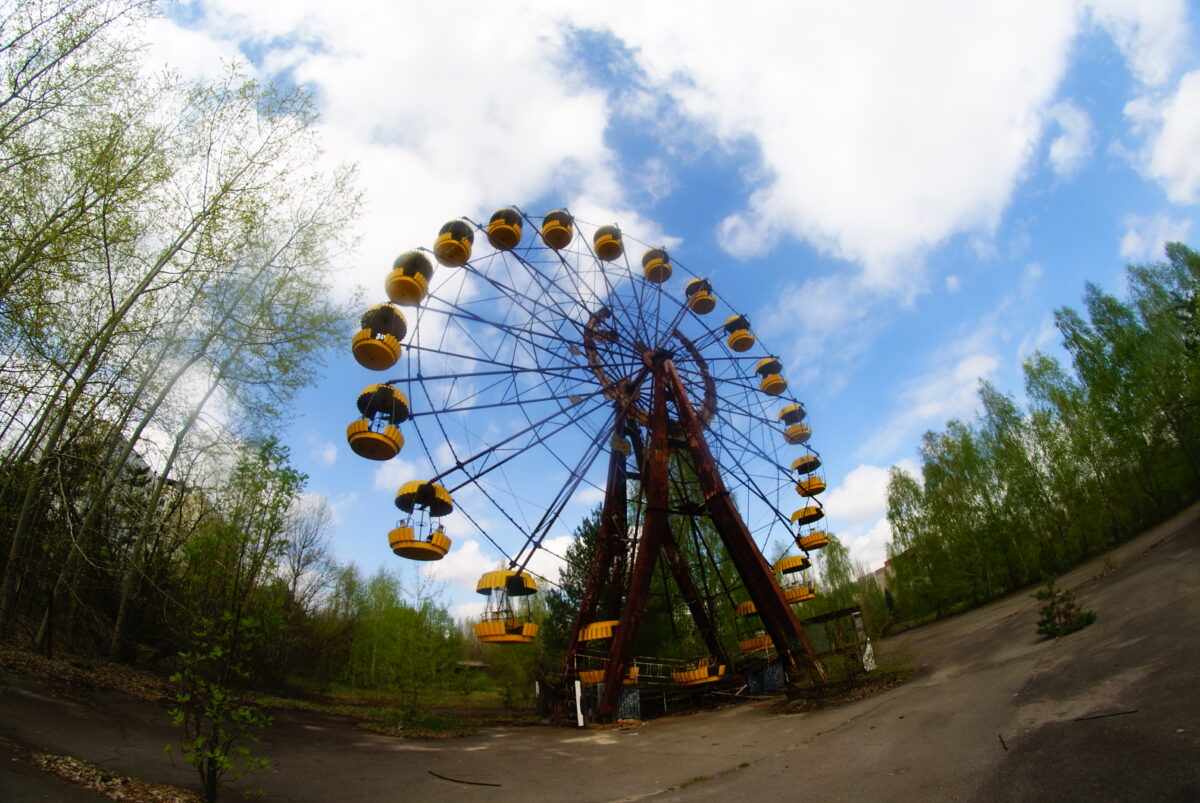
[326,492,359,527]
[451,601,481,623]
[755,272,893,395]
[1119,212,1194,261]
[1134,70,1200,203]
[570,3,1081,284]
[1018,318,1059,362]
[842,517,894,573]
[1046,100,1094,178]
[945,274,961,294]
[823,464,895,524]
[141,16,244,81]
[1085,0,1190,87]
[150,1,640,306]
[823,459,918,571]
[522,535,573,588]
[636,157,677,205]
[1020,262,1043,297]
[306,437,337,468]
[372,458,420,493]
[148,1,1195,303]
[422,539,498,596]
[859,350,999,460]
[571,486,606,508]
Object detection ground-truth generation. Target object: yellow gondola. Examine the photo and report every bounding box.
[346,384,411,461]
[755,356,787,396]
[684,277,716,314]
[734,600,757,618]
[476,569,538,596]
[737,634,773,655]
[475,569,539,644]
[784,584,817,604]
[486,207,522,251]
[388,523,451,560]
[385,251,435,306]
[778,403,807,425]
[774,554,811,574]
[593,224,624,261]
[724,314,755,352]
[796,477,826,496]
[791,453,822,475]
[784,423,812,444]
[541,209,574,249]
[578,666,639,685]
[394,480,454,517]
[791,505,825,526]
[433,219,474,266]
[779,403,810,442]
[642,248,672,283]
[672,659,726,686]
[473,618,541,644]
[578,620,619,641]
[798,530,830,550]
[351,303,407,371]
[389,480,454,562]
[345,418,402,461]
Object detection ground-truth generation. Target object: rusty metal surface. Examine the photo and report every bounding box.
[562,407,628,679]
[599,369,672,717]
[661,358,827,684]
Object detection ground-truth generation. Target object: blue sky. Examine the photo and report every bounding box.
[145,1,1200,619]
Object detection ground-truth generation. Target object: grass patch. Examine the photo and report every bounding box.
[257,682,538,738]
[781,646,918,714]
[361,710,475,739]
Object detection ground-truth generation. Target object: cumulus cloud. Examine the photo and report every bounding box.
[422,539,498,596]
[141,15,243,80]
[1085,0,1190,87]
[945,274,961,294]
[1046,100,1094,178]
[372,458,419,493]
[567,3,1081,285]
[523,535,572,587]
[822,460,918,571]
[305,436,338,468]
[823,464,896,524]
[1131,70,1200,203]
[1119,212,1194,261]
[571,485,606,508]
[145,0,1196,328]
[755,272,894,395]
[842,517,894,573]
[859,350,999,460]
[326,492,358,527]
[149,0,636,305]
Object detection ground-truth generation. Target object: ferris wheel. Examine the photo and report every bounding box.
[345,207,832,715]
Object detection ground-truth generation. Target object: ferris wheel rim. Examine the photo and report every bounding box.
[364,208,827,582]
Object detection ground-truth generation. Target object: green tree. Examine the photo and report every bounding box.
[169,437,304,803]
[885,244,1200,624]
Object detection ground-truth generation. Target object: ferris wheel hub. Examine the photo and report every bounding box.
[641,347,677,369]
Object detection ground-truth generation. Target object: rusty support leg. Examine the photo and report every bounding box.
[661,359,827,683]
[599,371,671,718]
[562,406,628,679]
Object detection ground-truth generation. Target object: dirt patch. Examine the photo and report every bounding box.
[0,646,171,703]
[779,668,919,714]
[0,735,196,802]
